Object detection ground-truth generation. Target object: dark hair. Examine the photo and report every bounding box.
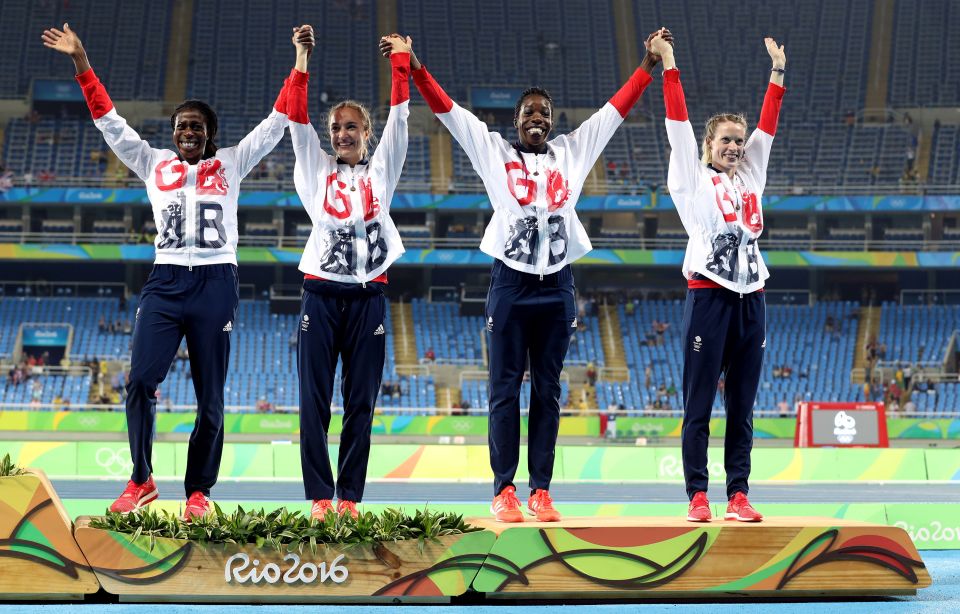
[513,86,553,126]
[170,100,218,158]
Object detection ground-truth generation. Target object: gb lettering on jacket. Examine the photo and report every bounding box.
[322,172,380,221]
[504,161,570,211]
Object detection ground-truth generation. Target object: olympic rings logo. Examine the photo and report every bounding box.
[95,446,134,476]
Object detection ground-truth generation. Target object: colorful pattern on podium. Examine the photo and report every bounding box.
[471,517,930,598]
[0,470,99,600]
[73,517,496,603]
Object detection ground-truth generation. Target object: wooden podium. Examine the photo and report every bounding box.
[470,516,931,599]
[73,517,496,603]
[0,470,100,600]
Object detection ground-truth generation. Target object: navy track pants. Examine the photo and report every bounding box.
[680,287,765,500]
[485,260,576,496]
[298,279,386,502]
[126,263,238,497]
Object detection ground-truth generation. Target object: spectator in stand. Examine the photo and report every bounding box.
[424,348,436,362]
[777,400,790,416]
[98,315,107,333]
[586,361,597,386]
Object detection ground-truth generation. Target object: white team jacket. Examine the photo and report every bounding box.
[77,69,291,268]
[286,54,410,284]
[663,68,785,294]
[414,65,652,276]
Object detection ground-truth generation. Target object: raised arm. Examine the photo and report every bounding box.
[402,43,507,184]
[234,25,315,179]
[286,25,330,220]
[42,23,155,181]
[374,35,412,204]
[558,28,672,185]
[651,33,702,203]
[742,37,786,191]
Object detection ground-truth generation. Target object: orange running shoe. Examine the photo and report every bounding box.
[182,491,210,521]
[337,500,359,519]
[311,499,335,520]
[527,489,562,522]
[108,476,159,513]
[725,492,763,522]
[686,491,712,522]
[491,485,524,523]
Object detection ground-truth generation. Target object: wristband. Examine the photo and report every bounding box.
[771,67,785,74]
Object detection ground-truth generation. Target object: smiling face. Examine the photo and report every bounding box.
[515,94,553,150]
[707,121,747,175]
[172,109,209,165]
[328,106,371,165]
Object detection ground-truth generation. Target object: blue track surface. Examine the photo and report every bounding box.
[1,550,955,612]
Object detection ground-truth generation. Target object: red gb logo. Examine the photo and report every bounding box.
[545,168,569,211]
[505,161,536,206]
[742,192,763,233]
[197,159,229,195]
[322,172,352,220]
[358,177,380,221]
[154,158,187,191]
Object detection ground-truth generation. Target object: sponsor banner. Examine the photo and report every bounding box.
[469,87,524,109]
[4,442,78,474]
[3,442,936,482]
[3,244,957,268]
[32,79,84,102]
[4,189,959,212]
[21,324,70,347]
[651,448,928,482]
[559,447,658,481]
[886,504,960,549]
[76,441,175,478]
[923,449,960,481]
[1,412,955,441]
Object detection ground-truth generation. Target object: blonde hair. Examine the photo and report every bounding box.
[700,113,748,164]
[327,100,375,160]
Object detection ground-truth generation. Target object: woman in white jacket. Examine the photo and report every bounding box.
[410,29,671,523]
[649,33,785,523]
[43,23,307,520]
[287,29,411,520]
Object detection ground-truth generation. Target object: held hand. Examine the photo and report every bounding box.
[765,37,785,68]
[41,23,84,56]
[293,25,315,56]
[647,29,674,58]
[379,34,412,56]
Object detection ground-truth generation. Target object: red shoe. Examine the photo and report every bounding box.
[337,500,359,519]
[687,491,712,522]
[527,489,562,522]
[725,492,763,522]
[491,485,524,523]
[310,499,335,520]
[109,476,159,513]
[182,491,210,521]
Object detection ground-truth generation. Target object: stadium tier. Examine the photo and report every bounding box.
[2,0,956,193]
[2,295,957,414]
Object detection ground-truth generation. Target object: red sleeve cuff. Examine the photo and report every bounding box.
[289,68,309,87]
[412,66,453,114]
[390,52,411,105]
[286,68,310,124]
[662,68,688,122]
[609,67,653,118]
[75,68,114,120]
[757,81,785,136]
